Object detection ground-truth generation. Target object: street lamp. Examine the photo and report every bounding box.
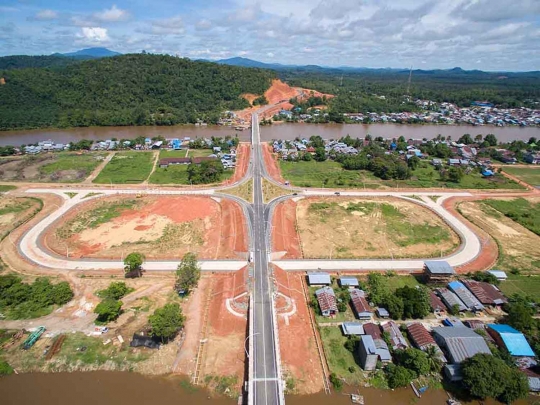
[244,332,260,359]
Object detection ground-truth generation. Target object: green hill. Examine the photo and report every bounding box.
[0,54,275,130]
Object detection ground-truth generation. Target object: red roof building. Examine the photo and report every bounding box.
[462,280,507,306]
[407,323,436,350]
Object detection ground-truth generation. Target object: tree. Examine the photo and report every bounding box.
[504,300,535,334]
[458,134,473,145]
[462,353,528,403]
[329,373,343,391]
[447,166,464,183]
[303,152,313,161]
[99,282,132,300]
[124,252,145,277]
[395,286,430,319]
[175,252,201,293]
[94,299,122,323]
[149,303,185,342]
[394,348,430,377]
[407,155,420,170]
[367,273,389,306]
[384,294,404,320]
[424,345,442,372]
[475,134,483,143]
[314,147,326,162]
[484,134,498,146]
[51,281,74,305]
[344,335,359,352]
[386,364,416,388]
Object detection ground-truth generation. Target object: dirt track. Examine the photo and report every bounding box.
[271,199,302,259]
[223,143,250,186]
[274,266,325,394]
[43,195,247,260]
[263,144,285,183]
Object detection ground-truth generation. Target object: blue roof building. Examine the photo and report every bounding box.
[338,276,359,288]
[487,324,535,357]
[448,281,484,312]
[307,272,331,286]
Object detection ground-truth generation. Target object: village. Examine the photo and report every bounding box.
[307,263,539,393]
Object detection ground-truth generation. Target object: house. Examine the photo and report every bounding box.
[424,261,455,283]
[448,158,461,166]
[524,153,540,164]
[444,364,463,382]
[437,288,467,312]
[442,317,466,328]
[447,281,484,312]
[407,323,437,350]
[432,327,491,364]
[382,321,409,350]
[350,290,372,320]
[315,287,338,317]
[338,276,359,288]
[307,272,331,286]
[342,322,364,336]
[487,270,508,281]
[158,157,191,168]
[363,322,382,340]
[432,158,443,167]
[151,141,163,149]
[461,280,507,306]
[429,291,446,313]
[358,335,379,371]
[377,308,390,318]
[171,139,181,150]
[487,324,536,357]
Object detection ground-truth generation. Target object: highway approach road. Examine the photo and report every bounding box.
[250,113,283,405]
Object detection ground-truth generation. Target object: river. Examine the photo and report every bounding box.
[0,123,538,146]
[0,372,534,405]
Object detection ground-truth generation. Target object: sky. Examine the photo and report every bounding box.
[0,0,539,71]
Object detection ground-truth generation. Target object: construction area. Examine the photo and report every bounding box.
[274,197,460,260]
[43,195,248,260]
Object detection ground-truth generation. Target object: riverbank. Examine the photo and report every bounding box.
[1,122,539,147]
[1,371,536,405]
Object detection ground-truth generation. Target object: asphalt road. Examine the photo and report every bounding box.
[250,113,283,405]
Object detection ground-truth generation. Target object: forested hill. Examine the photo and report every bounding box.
[0,55,84,70]
[0,54,276,130]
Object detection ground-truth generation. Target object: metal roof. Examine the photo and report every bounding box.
[462,280,507,306]
[488,324,536,357]
[425,261,455,275]
[360,334,377,355]
[407,323,436,349]
[363,322,382,340]
[342,322,364,336]
[448,281,485,311]
[487,270,508,279]
[382,321,409,350]
[339,277,359,286]
[429,291,445,311]
[315,287,337,314]
[437,288,467,312]
[307,272,331,285]
[350,290,372,317]
[377,308,390,317]
[373,338,392,362]
[433,327,491,363]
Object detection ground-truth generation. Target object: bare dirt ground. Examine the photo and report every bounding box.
[457,197,540,274]
[442,197,499,274]
[0,196,42,238]
[236,80,334,121]
[274,266,325,394]
[44,195,247,260]
[295,197,460,259]
[271,199,302,259]
[263,143,285,184]
[223,143,250,186]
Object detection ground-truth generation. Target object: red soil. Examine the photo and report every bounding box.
[274,266,325,394]
[224,142,250,186]
[442,196,499,274]
[263,144,285,183]
[271,199,302,259]
[204,269,248,382]
[45,195,248,260]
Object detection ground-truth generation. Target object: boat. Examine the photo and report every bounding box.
[447,400,461,405]
[350,394,364,404]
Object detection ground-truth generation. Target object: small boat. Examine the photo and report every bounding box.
[350,394,364,404]
[447,400,461,405]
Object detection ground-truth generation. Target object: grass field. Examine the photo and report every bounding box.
[149,165,233,185]
[382,274,421,291]
[39,152,106,182]
[503,167,540,187]
[159,150,189,159]
[280,160,523,190]
[0,185,16,192]
[483,198,540,236]
[93,152,154,184]
[499,274,540,301]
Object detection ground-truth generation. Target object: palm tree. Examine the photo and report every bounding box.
[424,345,442,373]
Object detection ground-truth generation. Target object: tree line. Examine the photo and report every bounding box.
[0,54,276,130]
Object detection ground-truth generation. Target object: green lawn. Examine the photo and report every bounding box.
[383,275,422,291]
[149,165,233,185]
[499,274,540,301]
[93,152,154,184]
[187,149,214,158]
[159,150,189,159]
[280,160,382,188]
[39,152,107,182]
[280,160,523,190]
[503,166,540,187]
[319,326,366,384]
[483,198,540,236]
[0,185,16,192]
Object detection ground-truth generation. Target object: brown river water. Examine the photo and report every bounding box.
[0,123,538,146]
[0,372,534,405]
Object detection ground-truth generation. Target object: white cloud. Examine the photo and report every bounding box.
[94,5,130,22]
[267,52,274,57]
[30,9,59,21]
[195,19,212,31]
[78,27,110,43]
[141,16,185,35]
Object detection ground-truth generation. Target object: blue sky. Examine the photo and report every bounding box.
[1,0,539,71]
